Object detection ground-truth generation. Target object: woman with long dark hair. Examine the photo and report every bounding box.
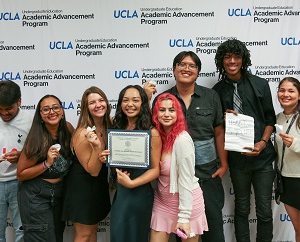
[108,85,162,242]
[17,94,74,242]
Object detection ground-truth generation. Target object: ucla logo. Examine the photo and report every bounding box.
[169,39,194,48]
[0,12,20,21]
[61,101,74,110]
[228,8,251,17]
[0,72,21,81]
[281,37,300,45]
[114,10,138,18]
[279,214,291,222]
[49,41,73,50]
[114,70,139,79]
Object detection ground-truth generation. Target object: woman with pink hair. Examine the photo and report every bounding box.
[150,93,208,242]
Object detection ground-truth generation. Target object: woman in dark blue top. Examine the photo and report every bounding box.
[108,85,162,242]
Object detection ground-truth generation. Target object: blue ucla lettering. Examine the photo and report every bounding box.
[169,39,194,48]
[0,72,21,81]
[0,12,20,20]
[114,70,139,79]
[281,37,300,45]
[279,214,291,222]
[49,41,73,50]
[228,8,251,17]
[61,102,74,110]
[114,10,138,18]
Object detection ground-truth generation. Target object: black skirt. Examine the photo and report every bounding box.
[62,159,111,224]
[280,176,300,210]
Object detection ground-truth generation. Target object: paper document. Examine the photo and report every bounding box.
[225,113,254,152]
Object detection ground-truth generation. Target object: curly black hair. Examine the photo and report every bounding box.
[215,39,252,80]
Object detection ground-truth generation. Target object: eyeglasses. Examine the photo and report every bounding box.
[40,104,62,114]
[176,62,198,70]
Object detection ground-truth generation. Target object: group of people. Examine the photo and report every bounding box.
[0,38,299,242]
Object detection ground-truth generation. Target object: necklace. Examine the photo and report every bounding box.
[284,113,294,123]
[98,126,105,137]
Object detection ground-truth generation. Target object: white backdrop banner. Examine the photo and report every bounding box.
[1,0,299,241]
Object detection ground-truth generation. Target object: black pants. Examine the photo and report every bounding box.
[18,177,65,242]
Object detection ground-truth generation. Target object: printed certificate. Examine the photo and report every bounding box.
[107,129,151,168]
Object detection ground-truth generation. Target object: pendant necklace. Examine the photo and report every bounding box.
[284,113,293,123]
[98,126,105,137]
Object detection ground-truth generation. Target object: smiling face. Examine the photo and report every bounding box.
[121,87,142,119]
[40,97,63,127]
[277,80,300,113]
[87,93,107,119]
[173,55,199,85]
[157,99,177,133]
[222,53,243,81]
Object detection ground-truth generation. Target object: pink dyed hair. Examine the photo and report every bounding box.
[152,93,188,152]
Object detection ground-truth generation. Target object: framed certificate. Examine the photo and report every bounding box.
[106,129,151,169]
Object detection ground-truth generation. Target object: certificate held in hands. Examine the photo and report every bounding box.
[107,129,151,169]
[225,113,254,152]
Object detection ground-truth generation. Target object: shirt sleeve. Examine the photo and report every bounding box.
[212,90,224,128]
[288,136,300,153]
[175,133,195,223]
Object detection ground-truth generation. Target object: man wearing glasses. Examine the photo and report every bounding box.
[0,81,32,242]
[145,51,227,242]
